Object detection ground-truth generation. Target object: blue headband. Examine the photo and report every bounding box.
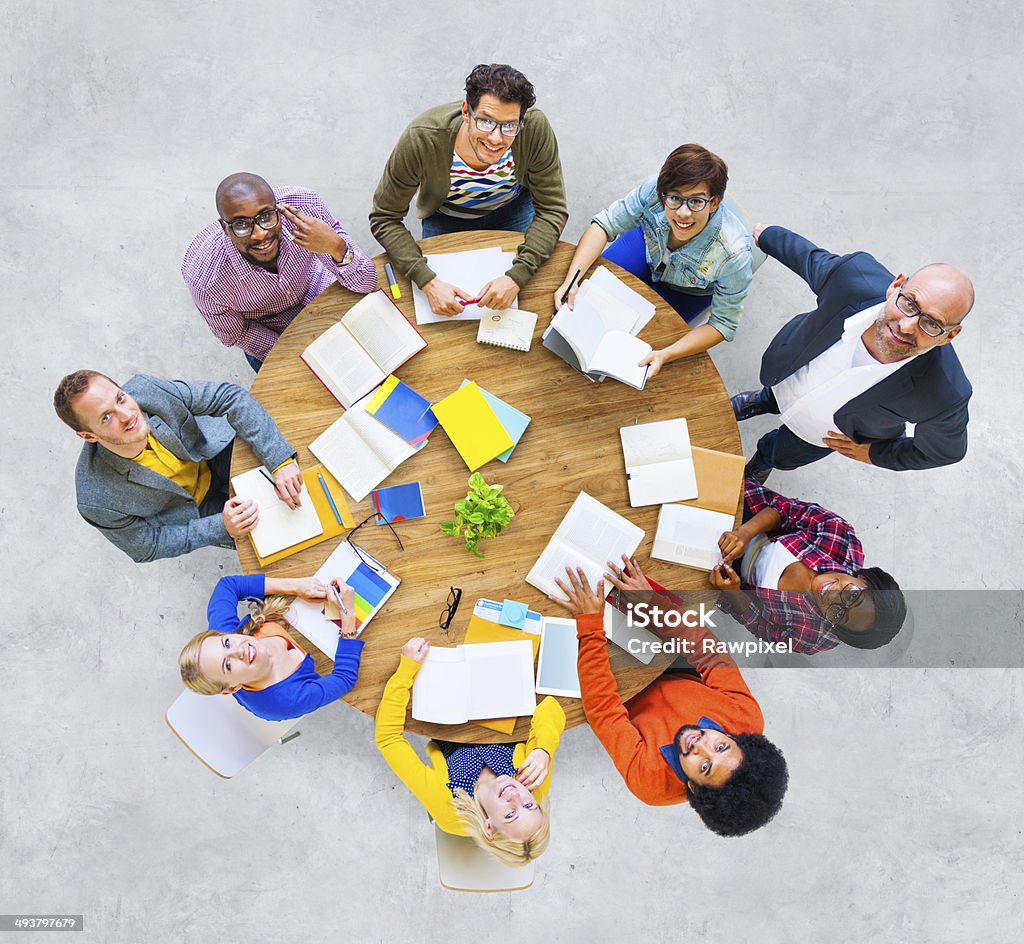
[658,717,725,784]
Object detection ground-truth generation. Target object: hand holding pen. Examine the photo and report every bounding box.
[329,579,358,637]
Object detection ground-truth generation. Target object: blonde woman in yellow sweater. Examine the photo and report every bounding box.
[375,636,565,867]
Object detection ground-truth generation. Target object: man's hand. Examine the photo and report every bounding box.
[516,748,550,790]
[278,204,346,258]
[718,530,748,564]
[423,277,475,316]
[709,562,741,592]
[550,566,606,616]
[273,459,303,509]
[823,430,873,464]
[401,636,431,663]
[478,275,520,311]
[639,349,667,379]
[223,497,259,538]
[752,223,770,245]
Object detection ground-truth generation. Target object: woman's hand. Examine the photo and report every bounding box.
[709,562,741,592]
[639,349,667,379]
[401,637,430,663]
[292,577,327,601]
[516,749,550,790]
[550,566,605,616]
[553,274,580,311]
[604,555,649,593]
[329,579,357,637]
[717,530,748,564]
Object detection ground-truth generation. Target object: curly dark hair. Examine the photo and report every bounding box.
[53,369,114,431]
[831,567,907,650]
[686,732,788,836]
[464,63,536,116]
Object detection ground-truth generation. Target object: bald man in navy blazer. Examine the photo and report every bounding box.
[731,225,974,480]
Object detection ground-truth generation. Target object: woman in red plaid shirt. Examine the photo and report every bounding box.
[711,481,907,654]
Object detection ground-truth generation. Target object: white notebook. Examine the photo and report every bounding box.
[229,468,323,558]
[476,308,537,351]
[308,395,422,502]
[585,265,657,334]
[652,503,735,571]
[411,247,518,324]
[301,290,426,409]
[411,640,536,724]
[620,418,699,507]
[526,491,645,598]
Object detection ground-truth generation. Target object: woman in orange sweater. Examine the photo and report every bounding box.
[551,559,788,837]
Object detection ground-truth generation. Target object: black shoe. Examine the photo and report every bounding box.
[744,456,773,485]
[731,389,769,421]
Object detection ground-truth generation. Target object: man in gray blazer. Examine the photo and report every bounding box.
[54,370,303,562]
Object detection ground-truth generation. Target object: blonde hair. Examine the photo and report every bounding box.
[178,595,296,695]
[450,789,550,867]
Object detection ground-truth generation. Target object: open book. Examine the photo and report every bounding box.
[580,265,656,334]
[308,394,422,502]
[229,467,323,558]
[301,290,427,408]
[526,491,645,598]
[411,640,537,724]
[652,504,735,571]
[542,282,652,389]
[620,417,699,507]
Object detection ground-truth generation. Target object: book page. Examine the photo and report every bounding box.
[588,265,657,334]
[411,649,469,724]
[342,291,426,375]
[526,537,609,599]
[589,331,652,388]
[301,322,384,409]
[464,640,536,719]
[560,492,645,568]
[229,469,323,558]
[652,504,735,571]
[549,295,604,367]
[345,396,419,470]
[626,459,699,507]
[308,414,392,503]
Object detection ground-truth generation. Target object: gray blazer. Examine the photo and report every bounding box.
[74,374,295,562]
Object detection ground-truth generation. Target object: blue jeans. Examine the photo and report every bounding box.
[601,226,712,323]
[245,353,264,373]
[747,387,833,470]
[421,188,535,237]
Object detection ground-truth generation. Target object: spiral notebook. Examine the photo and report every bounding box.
[476,308,537,352]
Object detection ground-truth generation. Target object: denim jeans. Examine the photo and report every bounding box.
[601,225,712,324]
[245,353,264,373]
[421,188,535,237]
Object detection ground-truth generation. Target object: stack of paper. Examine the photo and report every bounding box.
[412,247,518,324]
[432,381,514,471]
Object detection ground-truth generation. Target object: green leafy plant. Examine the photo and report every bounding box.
[440,472,515,558]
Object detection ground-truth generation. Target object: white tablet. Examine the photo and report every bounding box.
[535,617,582,698]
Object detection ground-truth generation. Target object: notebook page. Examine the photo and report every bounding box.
[620,418,693,468]
[342,291,425,375]
[464,640,536,718]
[588,265,657,333]
[550,295,605,367]
[652,504,734,571]
[308,414,392,503]
[411,649,469,724]
[230,469,323,558]
[560,492,645,569]
[301,322,384,409]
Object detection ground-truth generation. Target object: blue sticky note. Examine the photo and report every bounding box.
[499,599,528,629]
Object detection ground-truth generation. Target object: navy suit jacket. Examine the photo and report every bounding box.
[758,227,971,471]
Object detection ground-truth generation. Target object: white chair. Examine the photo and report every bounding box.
[433,822,535,892]
[165,689,299,779]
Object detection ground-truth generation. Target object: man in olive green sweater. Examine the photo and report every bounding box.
[370,63,568,317]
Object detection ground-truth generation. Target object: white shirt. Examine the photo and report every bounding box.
[772,303,917,446]
[750,540,799,590]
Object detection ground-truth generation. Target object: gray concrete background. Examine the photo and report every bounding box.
[2,1,1021,941]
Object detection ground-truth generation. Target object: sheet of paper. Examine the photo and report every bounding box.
[230,469,323,558]
[412,248,518,323]
[411,648,469,724]
[464,640,536,719]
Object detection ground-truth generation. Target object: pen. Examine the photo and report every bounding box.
[259,468,274,486]
[330,582,349,615]
[560,269,581,306]
[384,262,401,300]
[318,472,343,525]
[458,296,482,306]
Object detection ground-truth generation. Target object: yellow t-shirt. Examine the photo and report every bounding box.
[132,433,211,505]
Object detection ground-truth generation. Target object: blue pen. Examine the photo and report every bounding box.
[318,472,343,525]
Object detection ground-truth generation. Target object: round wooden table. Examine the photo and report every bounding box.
[232,231,742,742]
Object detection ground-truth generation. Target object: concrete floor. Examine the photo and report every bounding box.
[3,1,1022,942]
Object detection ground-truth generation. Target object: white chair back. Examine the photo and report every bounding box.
[434,823,535,892]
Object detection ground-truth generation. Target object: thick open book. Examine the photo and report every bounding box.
[652,504,735,571]
[301,290,426,409]
[542,281,652,389]
[411,640,537,724]
[526,491,645,598]
[308,395,422,502]
[620,417,699,507]
[229,467,323,559]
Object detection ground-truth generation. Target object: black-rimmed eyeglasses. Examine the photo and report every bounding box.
[894,290,957,338]
[660,192,714,212]
[467,103,522,137]
[823,584,869,629]
[439,587,463,636]
[222,208,279,238]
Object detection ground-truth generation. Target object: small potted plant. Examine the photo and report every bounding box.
[440,472,515,558]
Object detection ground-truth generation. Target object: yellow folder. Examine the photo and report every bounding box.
[464,614,541,735]
[432,380,514,471]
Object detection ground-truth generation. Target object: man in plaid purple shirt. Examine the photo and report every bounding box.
[710,481,907,654]
[182,173,377,370]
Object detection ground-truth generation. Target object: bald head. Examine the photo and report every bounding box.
[908,263,975,322]
[215,173,273,217]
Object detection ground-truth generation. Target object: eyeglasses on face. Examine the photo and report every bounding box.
[439,586,463,635]
[467,103,522,137]
[824,584,869,628]
[894,290,956,338]
[222,207,279,238]
[660,192,713,212]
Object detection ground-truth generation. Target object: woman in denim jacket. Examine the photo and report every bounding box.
[554,145,754,378]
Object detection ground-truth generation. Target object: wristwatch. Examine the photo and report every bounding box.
[335,244,354,266]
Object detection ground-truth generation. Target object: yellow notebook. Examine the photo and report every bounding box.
[249,465,356,567]
[464,614,541,735]
[432,381,514,471]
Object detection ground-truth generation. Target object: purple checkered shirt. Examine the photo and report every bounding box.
[182,187,377,361]
[725,481,866,654]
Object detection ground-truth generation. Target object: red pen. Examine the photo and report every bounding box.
[459,297,482,305]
